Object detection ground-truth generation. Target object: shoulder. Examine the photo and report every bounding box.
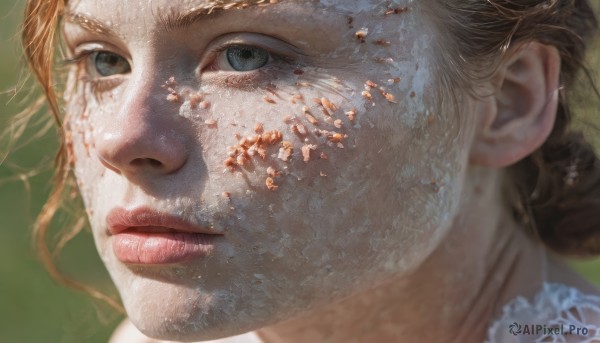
[485,282,600,343]
[109,318,263,343]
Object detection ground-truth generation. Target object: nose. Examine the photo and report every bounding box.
[95,79,189,177]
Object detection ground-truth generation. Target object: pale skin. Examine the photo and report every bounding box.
[59,0,600,342]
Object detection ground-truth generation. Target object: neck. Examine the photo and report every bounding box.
[257,167,553,343]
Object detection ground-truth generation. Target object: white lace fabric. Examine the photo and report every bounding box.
[485,283,600,343]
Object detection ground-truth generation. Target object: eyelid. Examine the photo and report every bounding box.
[200,32,307,71]
[61,43,130,94]
[64,41,131,66]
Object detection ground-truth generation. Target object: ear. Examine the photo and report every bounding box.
[469,42,561,167]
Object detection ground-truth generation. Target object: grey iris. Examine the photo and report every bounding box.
[94,52,130,76]
[226,46,269,71]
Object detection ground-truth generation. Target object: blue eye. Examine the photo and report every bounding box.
[225,46,269,71]
[92,51,130,77]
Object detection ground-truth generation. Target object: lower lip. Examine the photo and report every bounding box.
[111,232,220,264]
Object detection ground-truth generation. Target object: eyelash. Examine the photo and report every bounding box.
[62,50,122,93]
[62,44,295,91]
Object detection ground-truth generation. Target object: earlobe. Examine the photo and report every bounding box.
[469,42,561,167]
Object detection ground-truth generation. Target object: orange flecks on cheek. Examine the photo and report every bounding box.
[265,177,278,191]
[263,96,277,104]
[355,28,368,43]
[213,40,407,194]
[345,109,357,122]
[277,141,293,162]
[224,129,283,173]
[301,144,317,162]
[384,6,410,15]
[290,122,308,136]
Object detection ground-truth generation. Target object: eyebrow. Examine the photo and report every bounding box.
[63,1,287,36]
[63,12,118,38]
[158,0,281,31]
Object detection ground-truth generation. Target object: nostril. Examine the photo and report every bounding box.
[130,158,163,168]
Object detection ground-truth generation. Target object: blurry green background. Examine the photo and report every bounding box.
[1,1,123,343]
[1,1,600,343]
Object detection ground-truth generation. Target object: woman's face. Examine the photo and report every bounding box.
[63,0,474,340]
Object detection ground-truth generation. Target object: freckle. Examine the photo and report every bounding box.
[283,115,294,124]
[224,157,237,173]
[235,133,242,140]
[254,123,264,134]
[355,28,368,43]
[267,166,281,178]
[345,109,357,122]
[334,119,343,129]
[321,97,338,112]
[236,154,248,166]
[293,69,304,75]
[296,123,308,136]
[278,141,293,162]
[365,80,378,89]
[257,146,267,159]
[291,93,304,104]
[200,101,211,109]
[373,39,391,47]
[227,146,237,157]
[262,130,283,145]
[190,92,204,108]
[306,113,319,125]
[388,77,401,84]
[205,119,217,128]
[292,123,307,136]
[410,91,416,98]
[385,6,409,15]
[264,96,276,104]
[222,192,231,199]
[167,93,181,102]
[266,177,278,191]
[380,90,397,103]
[327,132,347,144]
[301,144,317,162]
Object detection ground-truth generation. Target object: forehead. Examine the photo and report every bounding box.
[63,0,423,54]
[64,0,413,24]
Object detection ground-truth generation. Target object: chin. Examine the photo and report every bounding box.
[118,277,266,342]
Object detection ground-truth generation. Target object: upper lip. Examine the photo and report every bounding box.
[106,207,223,235]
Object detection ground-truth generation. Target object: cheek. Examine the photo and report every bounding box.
[180,45,464,302]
